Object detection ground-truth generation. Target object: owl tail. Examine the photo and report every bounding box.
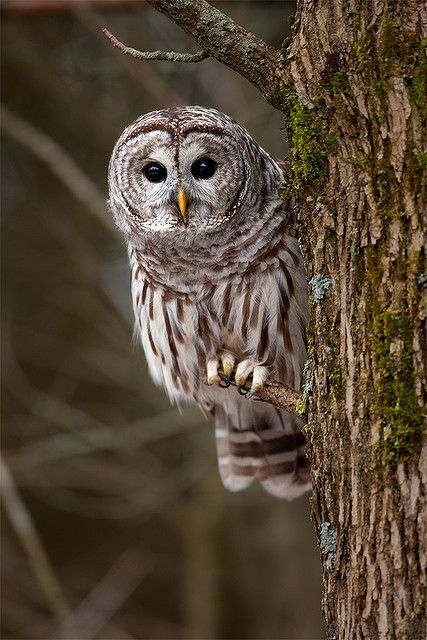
[213,394,310,499]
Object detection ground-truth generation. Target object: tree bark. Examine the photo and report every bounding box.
[116,1,426,637]
[286,3,426,638]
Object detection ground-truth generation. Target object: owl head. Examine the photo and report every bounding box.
[108,106,283,241]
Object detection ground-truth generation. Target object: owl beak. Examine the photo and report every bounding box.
[177,187,187,219]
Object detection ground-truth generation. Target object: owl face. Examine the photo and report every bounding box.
[108,107,281,241]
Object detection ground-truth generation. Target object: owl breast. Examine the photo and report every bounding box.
[130,227,307,406]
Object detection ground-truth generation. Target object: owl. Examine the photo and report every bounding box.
[108,106,310,499]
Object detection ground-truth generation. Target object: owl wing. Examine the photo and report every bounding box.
[211,199,310,498]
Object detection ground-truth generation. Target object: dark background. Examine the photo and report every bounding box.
[1,1,323,638]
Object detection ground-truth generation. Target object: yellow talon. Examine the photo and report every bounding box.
[208,374,221,385]
[223,363,233,377]
[235,375,246,386]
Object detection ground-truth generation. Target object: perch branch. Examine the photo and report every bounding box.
[105,0,286,110]
[102,28,208,63]
[256,379,303,416]
[216,373,303,417]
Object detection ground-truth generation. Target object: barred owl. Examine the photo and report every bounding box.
[108,106,310,499]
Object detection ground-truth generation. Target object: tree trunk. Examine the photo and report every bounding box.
[115,1,426,636]
[286,3,426,638]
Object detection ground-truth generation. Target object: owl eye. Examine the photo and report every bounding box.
[143,162,167,183]
[191,157,217,179]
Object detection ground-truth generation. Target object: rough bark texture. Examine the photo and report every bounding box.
[286,2,426,638]
[123,1,426,637]
[255,379,303,415]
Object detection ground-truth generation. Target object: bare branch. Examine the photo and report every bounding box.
[78,9,186,106]
[0,453,72,626]
[256,380,303,416]
[127,0,286,109]
[216,373,302,417]
[102,28,208,63]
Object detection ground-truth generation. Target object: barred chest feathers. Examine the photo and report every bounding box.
[130,209,307,406]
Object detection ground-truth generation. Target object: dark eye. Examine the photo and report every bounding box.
[143,162,167,183]
[191,157,217,179]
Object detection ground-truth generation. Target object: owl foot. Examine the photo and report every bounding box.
[234,360,269,395]
[206,351,235,385]
[206,353,269,398]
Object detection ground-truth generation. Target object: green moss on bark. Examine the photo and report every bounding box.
[296,400,307,416]
[371,311,425,465]
[281,85,337,197]
[408,37,427,117]
[326,69,356,122]
[352,36,373,71]
[363,242,425,466]
[370,156,399,217]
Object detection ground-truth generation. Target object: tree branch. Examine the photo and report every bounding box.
[216,373,303,417]
[136,0,286,109]
[102,28,208,63]
[255,380,303,416]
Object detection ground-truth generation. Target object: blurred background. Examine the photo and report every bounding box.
[1,1,323,638]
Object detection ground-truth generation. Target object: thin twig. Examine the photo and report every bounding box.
[3,343,108,433]
[102,28,208,63]
[215,372,303,417]
[0,453,72,627]
[77,8,185,106]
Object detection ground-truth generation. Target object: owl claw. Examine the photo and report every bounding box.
[237,385,251,397]
[206,353,268,397]
[220,350,235,378]
[223,362,234,377]
[234,361,269,395]
[206,359,221,385]
[217,371,231,388]
[205,351,236,386]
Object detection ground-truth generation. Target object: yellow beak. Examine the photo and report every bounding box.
[177,187,187,218]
